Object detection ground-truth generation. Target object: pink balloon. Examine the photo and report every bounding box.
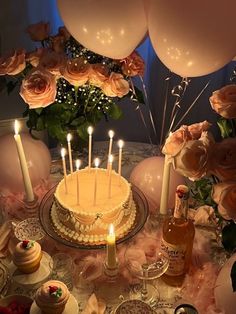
[214,254,236,314]
[130,156,184,213]
[0,133,51,194]
[148,0,236,77]
[57,0,148,59]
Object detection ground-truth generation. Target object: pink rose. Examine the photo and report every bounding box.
[0,49,26,75]
[120,51,145,77]
[162,121,211,156]
[89,64,109,88]
[26,22,50,41]
[39,51,65,77]
[102,72,130,98]
[20,68,57,109]
[58,26,71,41]
[61,58,90,86]
[26,48,48,67]
[172,132,214,181]
[51,35,66,54]
[208,137,236,181]
[209,84,236,119]
[212,181,236,220]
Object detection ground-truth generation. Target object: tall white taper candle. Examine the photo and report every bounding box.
[93,158,100,206]
[117,140,124,178]
[87,126,93,170]
[14,120,34,202]
[106,224,117,269]
[67,133,73,175]
[159,154,171,215]
[75,159,81,205]
[61,148,68,194]
[108,154,113,198]
[107,130,114,170]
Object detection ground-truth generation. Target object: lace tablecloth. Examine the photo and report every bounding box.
[0,142,228,313]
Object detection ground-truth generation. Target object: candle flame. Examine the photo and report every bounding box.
[109,154,113,163]
[14,120,20,135]
[108,224,115,236]
[118,139,124,149]
[75,159,81,171]
[108,130,114,139]
[94,158,100,168]
[61,148,67,158]
[87,126,93,135]
[67,133,72,142]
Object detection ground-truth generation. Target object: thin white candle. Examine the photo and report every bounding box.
[14,120,34,202]
[67,133,73,175]
[61,148,68,194]
[106,224,117,269]
[108,154,113,198]
[87,126,93,170]
[159,154,171,215]
[93,158,100,206]
[107,130,114,170]
[117,140,124,178]
[75,159,81,205]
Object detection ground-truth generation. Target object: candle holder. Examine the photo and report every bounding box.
[23,195,39,218]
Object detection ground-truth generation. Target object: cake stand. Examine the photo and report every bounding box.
[39,184,149,249]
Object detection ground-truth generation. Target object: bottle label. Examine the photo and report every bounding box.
[161,239,187,276]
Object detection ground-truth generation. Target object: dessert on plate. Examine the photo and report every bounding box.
[12,240,42,274]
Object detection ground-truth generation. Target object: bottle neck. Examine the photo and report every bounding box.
[173,195,188,220]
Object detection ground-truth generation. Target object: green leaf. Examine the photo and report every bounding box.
[217,118,232,138]
[77,122,91,141]
[36,117,44,130]
[70,116,85,127]
[230,262,236,292]
[107,103,123,120]
[6,81,18,94]
[35,108,43,115]
[222,222,236,253]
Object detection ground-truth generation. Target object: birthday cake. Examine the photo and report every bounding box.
[50,168,136,244]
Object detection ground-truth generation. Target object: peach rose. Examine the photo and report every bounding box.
[39,51,65,76]
[120,51,145,77]
[51,35,66,53]
[58,26,71,41]
[209,84,236,119]
[162,121,211,156]
[172,132,214,181]
[212,181,236,220]
[89,64,109,88]
[208,137,236,181]
[61,58,90,86]
[26,48,48,67]
[102,72,129,98]
[20,68,57,108]
[0,49,26,75]
[26,22,50,41]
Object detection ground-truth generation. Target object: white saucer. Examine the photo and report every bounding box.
[30,294,78,314]
[9,251,52,286]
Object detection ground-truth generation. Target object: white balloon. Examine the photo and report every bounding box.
[57,0,148,59]
[148,0,236,77]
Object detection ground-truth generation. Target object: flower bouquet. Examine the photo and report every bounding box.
[162,83,236,290]
[0,22,145,146]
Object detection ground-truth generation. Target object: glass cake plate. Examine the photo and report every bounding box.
[38,184,149,249]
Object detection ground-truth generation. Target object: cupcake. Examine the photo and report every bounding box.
[12,240,42,274]
[35,280,70,314]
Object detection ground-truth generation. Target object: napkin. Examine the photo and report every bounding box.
[82,293,106,314]
[191,205,215,226]
[0,221,13,257]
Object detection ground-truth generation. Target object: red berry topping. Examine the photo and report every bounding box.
[21,240,30,249]
[49,285,58,294]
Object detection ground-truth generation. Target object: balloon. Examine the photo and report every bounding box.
[129,156,185,213]
[57,0,148,59]
[214,254,236,314]
[0,133,51,194]
[148,0,236,77]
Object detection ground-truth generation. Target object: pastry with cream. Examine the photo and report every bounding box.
[12,240,42,274]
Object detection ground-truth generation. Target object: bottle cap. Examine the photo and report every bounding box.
[174,303,198,314]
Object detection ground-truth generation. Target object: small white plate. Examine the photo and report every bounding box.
[9,251,52,287]
[30,293,78,314]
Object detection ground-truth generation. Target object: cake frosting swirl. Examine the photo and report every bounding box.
[51,168,137,244]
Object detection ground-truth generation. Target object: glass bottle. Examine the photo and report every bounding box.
[160,184,195,286]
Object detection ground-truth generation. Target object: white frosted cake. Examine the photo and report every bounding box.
[50,168,136,244]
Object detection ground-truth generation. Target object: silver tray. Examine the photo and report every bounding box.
[39,184,149,250]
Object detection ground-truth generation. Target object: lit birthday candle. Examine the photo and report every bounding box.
[106,224,117,269]
[67,133,73,176]
[75,159,81,205]
[117,140,124,178]
[107,130,114,170]
[14,120,34,202]
[87,126,93,170]
[61,148,68,194]
[93,158,100,206]
[108,154,113,198]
